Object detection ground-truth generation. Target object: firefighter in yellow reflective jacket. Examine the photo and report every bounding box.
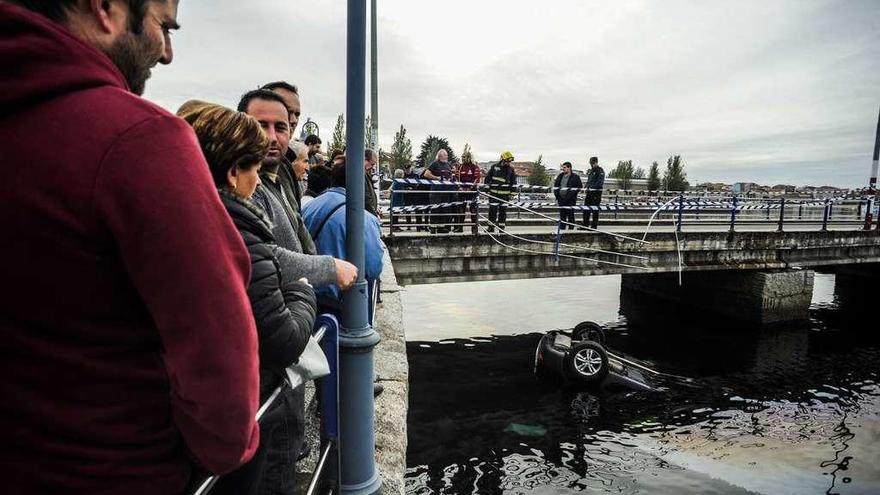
[484,151,518,232]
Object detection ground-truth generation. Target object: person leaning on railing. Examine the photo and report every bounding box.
[178,102,318,494]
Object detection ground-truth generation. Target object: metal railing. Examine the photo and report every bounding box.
[192,314,341,495]
[383,184,877,234]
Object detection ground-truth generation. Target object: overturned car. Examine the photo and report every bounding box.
[534,321,684,392]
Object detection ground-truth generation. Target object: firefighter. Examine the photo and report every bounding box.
[484,151,518,232]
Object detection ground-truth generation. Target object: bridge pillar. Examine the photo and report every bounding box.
[621,269,814,324]
[833,264,880,313]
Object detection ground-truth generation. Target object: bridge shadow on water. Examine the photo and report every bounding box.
[405,288,880,494]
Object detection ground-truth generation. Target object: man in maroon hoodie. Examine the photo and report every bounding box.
[0,1,261,493]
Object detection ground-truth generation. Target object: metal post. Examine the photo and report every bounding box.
[798,202,803,220]
[729,195,738,232]
[388,205,395,237]
[370,0,378,150]
[777,197,785,232]
[613,193,619,220]
[869,105,879,193]
[341,1,381,494]
[865,199,874,231]
[517,185,522,219]
[554,217,562,261]
[676,193,684,233]
[319,314,341,492]
[821,199,830,232]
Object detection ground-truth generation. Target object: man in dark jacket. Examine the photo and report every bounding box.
[554,161,583,229]
[365,148,380,217]
[583,156,605,229]
[0,1,261,493]
[424,148,455,233]
[485,151,518,232]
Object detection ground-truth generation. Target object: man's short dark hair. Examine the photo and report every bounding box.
[365,149,375,161]
[236,88,289,115]
[562,161,572,168]
[304,134,322,146]
[260,81,299,95]
[589,156,598,165]
[331,161,347,187]
[11,0,150,32]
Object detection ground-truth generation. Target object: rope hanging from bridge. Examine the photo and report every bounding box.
[476,215,649,270]
[474,213,649,261]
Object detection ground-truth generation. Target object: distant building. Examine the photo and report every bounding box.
[732,182,759,194]
[771,184,796,193]
[694,182,728,193]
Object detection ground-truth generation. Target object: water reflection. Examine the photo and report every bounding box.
[404,273,880,494]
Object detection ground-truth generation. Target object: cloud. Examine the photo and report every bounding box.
[146,0,880,187]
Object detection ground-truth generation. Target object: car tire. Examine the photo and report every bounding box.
[565,341,609,384]
[572,321,606,344]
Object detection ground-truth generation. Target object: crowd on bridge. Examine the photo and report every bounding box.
[390,152,609,233]
[0,1,385,494]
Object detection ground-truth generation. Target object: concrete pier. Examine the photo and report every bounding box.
[833,263,880,313]
[621,269,815,324]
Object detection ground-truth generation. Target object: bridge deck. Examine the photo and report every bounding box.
[384,225,880,285]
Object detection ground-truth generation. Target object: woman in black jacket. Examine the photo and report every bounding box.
[178,101,316,494]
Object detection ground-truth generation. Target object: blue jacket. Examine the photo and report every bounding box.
[390,180,406,208]
[302,187,384,302]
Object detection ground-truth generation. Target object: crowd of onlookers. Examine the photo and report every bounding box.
[1,2,383,494]
[389,153,609,233]
[390,149,519,234]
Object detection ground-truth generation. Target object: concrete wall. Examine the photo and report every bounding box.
[372,254,409,494]
[621,269,815,324]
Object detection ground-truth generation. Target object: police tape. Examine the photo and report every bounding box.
[393,178,598,192]
[387,200,832,213]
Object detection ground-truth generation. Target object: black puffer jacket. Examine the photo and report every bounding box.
[219,190,317,401]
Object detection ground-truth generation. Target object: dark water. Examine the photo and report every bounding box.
[403,273,880,494]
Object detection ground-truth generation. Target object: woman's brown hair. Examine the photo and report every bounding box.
[177,100,269,188]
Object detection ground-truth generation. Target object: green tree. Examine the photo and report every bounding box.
[663,155,689,191]
[528,154,551,186]
[647,161,661,191]
[610,160,635,190]
[633,166,646,179]
[389,124,413,172]
[330,114,345,152]
[416,135,457,166]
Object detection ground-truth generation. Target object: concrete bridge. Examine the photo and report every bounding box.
[384,227,880,324]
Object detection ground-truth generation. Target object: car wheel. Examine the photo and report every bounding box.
[572,321,605,344]
[565,341,609,383]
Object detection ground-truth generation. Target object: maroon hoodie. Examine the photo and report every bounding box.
[0,3,260,493]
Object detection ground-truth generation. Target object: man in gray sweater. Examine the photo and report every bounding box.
[238,89,356,494]
[239,89,356,289]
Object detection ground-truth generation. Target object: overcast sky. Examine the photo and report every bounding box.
[146,0,879,187]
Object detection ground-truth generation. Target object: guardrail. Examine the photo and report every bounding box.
[383,185,877,235]
[192,314,342,495]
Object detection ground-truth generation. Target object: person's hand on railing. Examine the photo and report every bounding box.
[333,259,358,289]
